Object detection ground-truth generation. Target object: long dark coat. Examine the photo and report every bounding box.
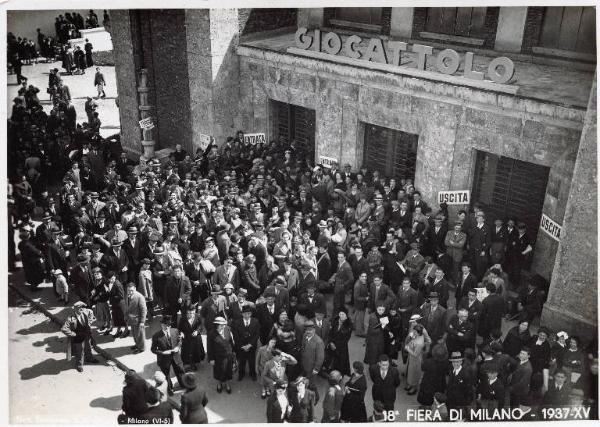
[107,280,127,327]
[340,374,367,422]
[207,327,234,382]
[328,317,352,376]
[417,357,450,405]
[178,314,206,365]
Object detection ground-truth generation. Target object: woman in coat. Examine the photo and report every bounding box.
[178,307,205,370]
[503,318,531,358]
[256,338,277,399]
[266,380,291,423]
[106,272,127,337]
[405,324,426,394]
[90,267,111,332]
[207,316,234,394]
[180,373,209,424]
[417,344,449,406]
[18,228,46,289]
[364,304,388,365]
[328,308,353,377]
[288,376,316,423]
[340,361,368,422]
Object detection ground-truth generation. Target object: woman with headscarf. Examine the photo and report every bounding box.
[207,316,234,394]
[327,308,353,377]
[340,361,368,422]
[178,306,205,371]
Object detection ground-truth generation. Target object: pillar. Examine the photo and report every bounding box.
[541,73,597,341]
[494,7,528,52]
[390,8,415,39]
[297,8,325,29]
[185,9,241,150]
[109,10,142,156]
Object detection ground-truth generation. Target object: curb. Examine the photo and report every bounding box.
[8,283,131,373]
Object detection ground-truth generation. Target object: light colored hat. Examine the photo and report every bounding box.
[53,269,63,275]
[73,301,87,308]
[556,331,569,339]
[409,314,422,322]
[213,316,227,325]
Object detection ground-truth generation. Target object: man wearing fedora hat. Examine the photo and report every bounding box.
[102,237,129,284]
[151,315,185,396]
[123,225,142,283]
[446,350,475,413]
[232,305,261,381]
[200,285,228,334]
[163,264,192,327]
[300,320,325,390]
[419,291,447,345]
[70,252,93,304]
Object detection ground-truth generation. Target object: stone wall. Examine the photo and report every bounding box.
[522,6,544,54]
[237,46,585,282]
[239,8,297,35]
[541,74,597,342]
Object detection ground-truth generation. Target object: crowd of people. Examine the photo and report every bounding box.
[8,10,107,85]
[7,62,598,421]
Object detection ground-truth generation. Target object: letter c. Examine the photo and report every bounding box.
[344,35,362,59]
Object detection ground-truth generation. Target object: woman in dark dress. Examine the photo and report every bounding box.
[364,304,388,365]
[18,229,46,289]
[417,344,449,406]
[178,307,206,370]
[207,316,234,393]
[106,271,127,337]
[340,361,368,422]
[328,308,353,377]
[503,318,531,358]
[270,310,300,381]
[90,267,111,332]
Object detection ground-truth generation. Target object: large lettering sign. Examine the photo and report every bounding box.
[244,133,267,145]
[540,213,562,242]
[319,155,338,168]
[438,190,470,205]
[294,27,515,84]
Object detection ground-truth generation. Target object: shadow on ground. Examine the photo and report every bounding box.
[19,357,72,380]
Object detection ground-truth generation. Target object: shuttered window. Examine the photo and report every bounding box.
[539,7,596,54]
[363,124,419,180]
[472,151,550,243]
[270,100,316,159]
[425,7,488,38]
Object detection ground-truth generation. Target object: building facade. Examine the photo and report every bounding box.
[110,7,597,339]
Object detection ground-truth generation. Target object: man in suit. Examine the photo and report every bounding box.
[316,243,332,286]
[151,316,185,395]
[330,251,354,318]
[298,263,317,297]
[480,282,505,339]
[46,229,69,295]
[369,354,401,411]
[282,258,301,295]
[348,245,369,283]
[457,288,483,335]
[395,277,419,342]
[263,276,290,310]
[446,308,475,354]
[468,212,491,281]
[102,238,129,284]
[446,351,474,412]
[490,218,508,265]
[231,305,260,381]
[509,347,533,408]
[298,282,326,316]
[419,292,447,344]
[542,369,571,407]
[163,264,191,326]
[125,282,147,353]
[455,262,478,303]
[445,221,467,285]
[368,273,395,313]
[353,272,370,337]
[185,252,209,305]
[300,321,325,389]
[70,253,93,305]
[123,225,142,283]
[477,363,505,410]
[313,309,331,345]
[427,268,450,309]
[255,290,280,344]
[214,256,240,289]
[427,215,447,258]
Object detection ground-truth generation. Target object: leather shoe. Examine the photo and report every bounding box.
[132,348,142,354]
[130,346,139,350]
[216,384,222,393]
[103,329,113,336]
[112,330,122,338]
[85,357,99,364]
[120,329,130,338]
[226,384,232,394]
[76,366,84,372]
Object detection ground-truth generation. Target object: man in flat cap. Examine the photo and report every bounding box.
[61,301,99,372]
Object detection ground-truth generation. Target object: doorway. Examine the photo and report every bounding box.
[363,123,419,180]
[270,100,316,162]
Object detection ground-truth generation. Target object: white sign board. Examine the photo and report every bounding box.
[320,156,338,168]
[244,133,266,145]
[540,213,562,242]
[438,190,470,205]
[475,287,489,302]
[139,117,154,130]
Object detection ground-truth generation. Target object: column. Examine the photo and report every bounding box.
[494,7,528,52]
[541,73,597,340]
[390,8,415,39]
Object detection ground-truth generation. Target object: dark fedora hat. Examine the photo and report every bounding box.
[181,372,198,389]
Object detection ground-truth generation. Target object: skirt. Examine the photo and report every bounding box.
[95,302,111,326]
[110,300,127,327]
[213,354,234,382]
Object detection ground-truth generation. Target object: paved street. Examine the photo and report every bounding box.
[7,60,120,138]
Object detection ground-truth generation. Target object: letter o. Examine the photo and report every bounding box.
[435,49,460,75]
[295,27,313,50]
[322,32,342,55]
[487,57,515,84]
